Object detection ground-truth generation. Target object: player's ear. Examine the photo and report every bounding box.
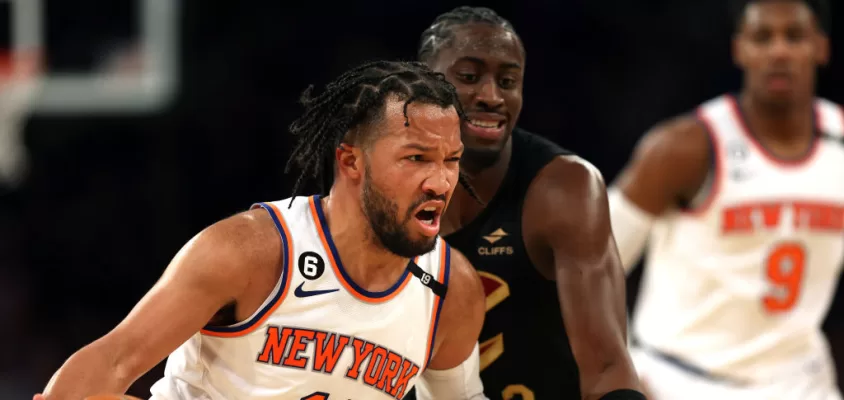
[732,34,746,69]
[815,31,830,67]
[336,143,363,181]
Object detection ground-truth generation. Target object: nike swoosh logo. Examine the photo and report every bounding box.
[294,282,339,298]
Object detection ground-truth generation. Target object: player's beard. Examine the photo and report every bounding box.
[361,166,438,258]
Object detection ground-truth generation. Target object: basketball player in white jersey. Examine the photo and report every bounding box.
[34,61,488,400]
[608,0,843,399]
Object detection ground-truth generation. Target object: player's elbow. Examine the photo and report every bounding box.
[87,336,143,384]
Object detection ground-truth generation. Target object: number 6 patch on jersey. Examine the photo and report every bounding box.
[301,392,329,400]
[299,251,327,280]
[763,241,807,313]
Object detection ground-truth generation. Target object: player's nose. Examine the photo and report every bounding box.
[768,36,795,60]
[475,78,505,109]
[421,167,452,196]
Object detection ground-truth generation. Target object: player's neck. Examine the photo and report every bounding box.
[444,137,513,232]
[320,194,409,291]
[740,92,815,142]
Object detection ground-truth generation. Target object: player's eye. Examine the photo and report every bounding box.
[752,30,772,44]
[499,78,517,89]
[457,73,478,83]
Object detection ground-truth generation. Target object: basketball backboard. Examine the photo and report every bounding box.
[1,0,179,115]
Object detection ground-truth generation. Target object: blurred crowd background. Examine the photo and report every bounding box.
[1,0,843,397]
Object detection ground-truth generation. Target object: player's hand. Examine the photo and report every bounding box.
[33,394,45,400]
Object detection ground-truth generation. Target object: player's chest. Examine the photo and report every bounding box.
[719,140,844,197]
[451,211,529,279]
[259,243,435,372]
[248,323,425,399]
[715,161,844,240]
[710,163,844,280]
[716,142,844,227]
[451,213,554,310]
[243,294,430,399]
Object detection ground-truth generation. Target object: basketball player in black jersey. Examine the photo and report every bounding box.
[405,6,644,400]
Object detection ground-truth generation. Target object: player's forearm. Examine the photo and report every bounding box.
[573,312,640,400]
[556,260,641,400]
[42,339,138,400]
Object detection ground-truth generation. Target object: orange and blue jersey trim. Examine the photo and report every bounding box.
[423,239,450,370]
[727,93,822,167]
[200,202,293,337]
[309,195,413,303]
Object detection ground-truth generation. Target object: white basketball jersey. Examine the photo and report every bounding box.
[149,195,450,400]
[633,94,844,382]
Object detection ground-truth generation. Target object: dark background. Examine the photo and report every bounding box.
[2,0,843,397]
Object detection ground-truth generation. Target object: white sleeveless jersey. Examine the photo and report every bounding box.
[633,94,844,382]
[149,195,451,400]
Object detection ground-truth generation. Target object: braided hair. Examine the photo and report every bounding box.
[418,6,520,63]
[285,60,482,206]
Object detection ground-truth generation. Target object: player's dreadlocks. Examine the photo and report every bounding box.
[730,0,831,34]
[285,60,483,207]
[417,6,522,63]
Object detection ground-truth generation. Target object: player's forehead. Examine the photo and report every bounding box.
[447,24,523,64]
[376,98,461,151]
[742,1,815,31]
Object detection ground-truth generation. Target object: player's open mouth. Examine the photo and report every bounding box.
[413,203,443,236]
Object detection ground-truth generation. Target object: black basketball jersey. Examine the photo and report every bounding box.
[406,128,579,399]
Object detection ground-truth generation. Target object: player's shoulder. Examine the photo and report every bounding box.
[641,112,710,156]
[541,154,603,185]
[512,127,591,202]
[189,202,289,274]
[522,154,606,217]
[814,96,843,110]
[814,97,844,140]
[622,111,712,184]
[443,245,484,310]
[203,206,279,248]
[519,156,610,253]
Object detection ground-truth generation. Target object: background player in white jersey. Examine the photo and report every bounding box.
[34,61,487,400]
[608,0,844,399]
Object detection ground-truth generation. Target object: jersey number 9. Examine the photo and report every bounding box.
[763,241,806,313]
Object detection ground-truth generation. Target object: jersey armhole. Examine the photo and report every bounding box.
[200,202,294,338]
[422,239,451,370]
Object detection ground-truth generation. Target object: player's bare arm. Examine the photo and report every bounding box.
[613,116,712,216]
[608,116,712,271]
[415,247,487,399]
[38,209,283,400]
[523,156,641,400]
